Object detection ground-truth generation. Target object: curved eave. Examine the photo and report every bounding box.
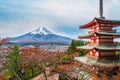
[76,44,120,51]
[96,31,120,36]
[96,18,120,26]
[78,34,93,39]
[95,48,120,51]
[76,45,95,50]
[80,18,120,29]
[95,45,120,51]
[80,18,96,29]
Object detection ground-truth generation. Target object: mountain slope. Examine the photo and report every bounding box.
[8,27,72,45]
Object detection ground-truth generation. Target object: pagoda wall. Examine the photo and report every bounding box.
[99,51,116,57]
[88,50,116,58]
[91,24,113,32]
[90,36,113,44]
[100,38,113,43]
[100,26,112,31]
[100,36,113,38]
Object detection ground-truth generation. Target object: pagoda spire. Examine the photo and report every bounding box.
[99,0,105,19]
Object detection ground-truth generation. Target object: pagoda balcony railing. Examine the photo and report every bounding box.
[87,41,99,45]
[98,29,116,33]
[89,29,116,33]
[87,41,117,45]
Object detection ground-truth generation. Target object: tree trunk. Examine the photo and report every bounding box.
[31,68,34,77]
[43,68,47,80]
[13,71,22,80]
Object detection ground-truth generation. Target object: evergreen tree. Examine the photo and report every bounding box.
[6,45,22,80]
[67,40,76,53]
[76,40,87,56]
[67,40,87,55]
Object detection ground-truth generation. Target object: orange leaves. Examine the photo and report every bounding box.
[59,63,75,73]
[100,74,108,80]
[68,52,80,58]
[91,74,99,80]
[112,72,120,80]
[21,48,41,54]
[0,38,9,46]
[20,47,66,67]
[91,73,108,80]
[60,65,67,71]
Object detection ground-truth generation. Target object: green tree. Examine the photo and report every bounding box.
[67,40,76,53]
[6,45,22,80]
[67,40,87,55]
[76,40,87,56]
[76,40,86,46]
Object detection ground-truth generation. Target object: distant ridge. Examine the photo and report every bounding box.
[7,27,72,45]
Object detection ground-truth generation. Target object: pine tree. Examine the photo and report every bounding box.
[6,45,22,80]
[67,40,76,53]
[67,40,87,55]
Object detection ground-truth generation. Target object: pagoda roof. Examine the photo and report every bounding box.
[96,31,120,36]
[78,31,120,39]
[77,44,120,51]
[80,18,120,29]
[76,45,96,50]
[78,34,93,39]
[95,44,120,50]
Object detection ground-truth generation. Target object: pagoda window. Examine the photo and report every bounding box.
[95,51,99,57]
[95,36,99,39]
[96,24,99,27]
[94,19,97,22]
[96,27,99,30]
[93,49,96,52]
[96,39,99,43]
[91,39,93,43]
[94,34,97,37]
[90,51,93,56]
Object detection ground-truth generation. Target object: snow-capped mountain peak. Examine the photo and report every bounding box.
[30,27,52,35]
[8,26,72,45]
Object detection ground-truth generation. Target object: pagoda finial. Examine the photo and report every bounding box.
[99,0,105,19]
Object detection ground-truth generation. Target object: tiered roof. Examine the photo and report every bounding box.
[78,17,120,51]
[80,18,120,29]
[79,31,120,39]
[77,44,120,51]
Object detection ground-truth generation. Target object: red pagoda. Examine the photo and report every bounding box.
[77,0,120,59]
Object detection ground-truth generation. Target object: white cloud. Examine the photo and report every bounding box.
[0,0,120,39]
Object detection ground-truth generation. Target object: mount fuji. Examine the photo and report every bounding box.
[7,27,72,45]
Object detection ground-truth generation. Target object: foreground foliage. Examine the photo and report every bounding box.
[1,46,120,80]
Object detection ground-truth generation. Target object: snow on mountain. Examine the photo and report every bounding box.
[8,27,72,45]
[30,27,52,35]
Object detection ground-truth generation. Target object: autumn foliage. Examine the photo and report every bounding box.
[1,46,120,80]
[0,38,8,46]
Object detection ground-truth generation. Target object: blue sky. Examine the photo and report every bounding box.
[0,0,120,39]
